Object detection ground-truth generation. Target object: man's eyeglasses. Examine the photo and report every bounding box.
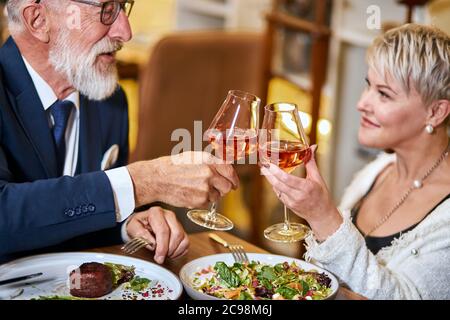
[34,0,135,26]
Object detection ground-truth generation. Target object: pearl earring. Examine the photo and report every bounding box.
[425,124,434,134]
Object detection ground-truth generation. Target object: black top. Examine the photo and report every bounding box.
[351,189,450,255]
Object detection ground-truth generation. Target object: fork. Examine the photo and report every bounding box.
[208,233,249,263]
[121,237,155,255]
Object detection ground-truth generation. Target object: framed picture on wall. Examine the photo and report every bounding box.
[273,0,332,77]
[280,29,313,75]
[278,0,332,25]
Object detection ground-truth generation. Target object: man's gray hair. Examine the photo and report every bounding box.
[6,0,64,33]
[6,0,28,30]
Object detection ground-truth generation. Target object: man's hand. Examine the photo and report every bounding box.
[127,151,239,209]
[126,207,189,264]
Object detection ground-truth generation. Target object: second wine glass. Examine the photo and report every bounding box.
[187,90,261,230]
[259,102,312,242]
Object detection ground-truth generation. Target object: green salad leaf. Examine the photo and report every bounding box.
[275,286,298,300]
[274,263,285,274]
[214,262,241,288]
[257,277,273,291]
[104,262,135,287]
[260,266,277,281]
[300,280,309,296]
[238,291,253,300]
[127,276,151,292]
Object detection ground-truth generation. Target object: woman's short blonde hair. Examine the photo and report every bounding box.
[367,24,449,108]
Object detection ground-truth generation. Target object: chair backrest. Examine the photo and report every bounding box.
[131,31,264,161]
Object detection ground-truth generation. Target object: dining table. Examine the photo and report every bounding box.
[86,231,367,300]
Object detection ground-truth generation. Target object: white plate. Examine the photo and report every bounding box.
[0,252,182,300]
[179,253,339,300]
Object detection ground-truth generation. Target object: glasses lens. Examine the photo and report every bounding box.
[123,2,133,17]
[101,1,119,25]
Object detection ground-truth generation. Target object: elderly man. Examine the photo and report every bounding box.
[0,0,238,263]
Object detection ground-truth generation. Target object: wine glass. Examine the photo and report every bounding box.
[259,102,311,242]
[187,90,261,230]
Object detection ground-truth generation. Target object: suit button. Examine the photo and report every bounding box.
[75,206,82,216]
[82,205,89,214]
[65,209,75,217]
[88,204,96,213]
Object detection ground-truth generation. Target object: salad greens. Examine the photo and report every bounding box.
[125,276,151,292]
[193,261,333,300]
[215,262,241,288]
[103,262,136,288]
[104,262,151,292]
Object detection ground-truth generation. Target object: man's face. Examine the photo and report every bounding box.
[49,1,132,100]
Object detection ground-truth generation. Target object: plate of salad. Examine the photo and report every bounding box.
[180,253,338,300]
[0,252,182,300]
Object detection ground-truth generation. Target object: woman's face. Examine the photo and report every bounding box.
[357,68,428,150]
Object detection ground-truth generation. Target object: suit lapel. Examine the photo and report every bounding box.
[77,96,102,174]
[0,37,58,178]
[14,89,58,178]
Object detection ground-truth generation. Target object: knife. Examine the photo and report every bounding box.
[0,272,43,286]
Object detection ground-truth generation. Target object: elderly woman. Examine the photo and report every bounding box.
[262,24,449,299]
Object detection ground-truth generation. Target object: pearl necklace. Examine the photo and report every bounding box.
[364,141,450,238]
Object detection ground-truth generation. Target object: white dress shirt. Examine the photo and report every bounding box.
[22,58,135,241]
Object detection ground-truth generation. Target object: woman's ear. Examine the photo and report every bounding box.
[21,3,50,43]
[427,99,450,128]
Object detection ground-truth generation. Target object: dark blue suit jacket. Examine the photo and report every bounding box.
[0,37,130,262]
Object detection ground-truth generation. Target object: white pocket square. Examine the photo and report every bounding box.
[101,144,119,170]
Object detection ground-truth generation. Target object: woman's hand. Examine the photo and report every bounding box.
[126,207,190,264]
[261,145,343,241]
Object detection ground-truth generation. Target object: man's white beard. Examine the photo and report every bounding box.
[49,29,123,101]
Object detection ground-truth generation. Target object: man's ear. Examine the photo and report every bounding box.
[427,99,450,128]
[22,4,50,43]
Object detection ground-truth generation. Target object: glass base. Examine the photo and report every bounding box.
[187,209,234,231]
[264,223,310,243]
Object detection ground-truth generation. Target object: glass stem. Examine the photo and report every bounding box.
[206,202,217,221]
[283,205,291,231]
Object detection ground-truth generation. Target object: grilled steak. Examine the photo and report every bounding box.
[69,262,113,298]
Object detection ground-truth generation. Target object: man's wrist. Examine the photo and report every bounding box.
[127,161,159,208]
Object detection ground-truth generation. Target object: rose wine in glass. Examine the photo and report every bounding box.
[259,102,311,242]
[187,90,261,230]
[262,140,311,172]
[208,128,258,162]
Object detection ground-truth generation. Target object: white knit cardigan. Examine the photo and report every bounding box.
[304,153,450,300]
